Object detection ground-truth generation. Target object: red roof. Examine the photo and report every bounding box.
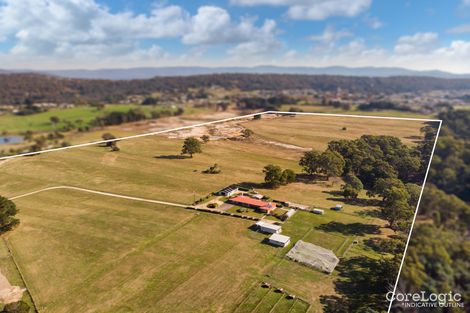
[230,196,268,207]
[230,196,275,212]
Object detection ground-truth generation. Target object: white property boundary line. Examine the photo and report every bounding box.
[9,186,188,208]
[387,119,442,313]
[1,110,443,312]
[0,110,440,161]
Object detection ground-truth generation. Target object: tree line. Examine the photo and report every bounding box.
[3,73,470,105]
[398,108,470,311]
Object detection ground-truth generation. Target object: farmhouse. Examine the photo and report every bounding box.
[229,195,275,213]
[255,221,282,234]
[216,186,239,197]
[268,234,291,247]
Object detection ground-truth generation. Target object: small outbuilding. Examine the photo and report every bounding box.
[268,234,291,247]
[217,186,239,197]
[255,221,282,234]
[332,204,343,211]
[313,209,325,215]
[282,209,296,221]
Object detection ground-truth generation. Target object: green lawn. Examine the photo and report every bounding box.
[0,104,171,133]
[234,284,308,313]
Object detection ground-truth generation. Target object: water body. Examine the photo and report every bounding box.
[0,136,24,145]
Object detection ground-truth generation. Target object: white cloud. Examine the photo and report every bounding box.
[181,6,279,50]
[284,50,298,58]
[0,0,190,57]
[231,0,372,20]
[286,35,470,73]
[228,19,282,58]
[448,24,470,34]
[394,32,439,54]
[0,0,281,67]
[462,0,470,6]
[365,16,383,29]
[308,25,353,42]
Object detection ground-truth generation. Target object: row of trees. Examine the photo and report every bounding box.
[3,73,470,105]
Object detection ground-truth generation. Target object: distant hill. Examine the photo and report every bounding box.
[1,72,470,105]
[2,66,470,80]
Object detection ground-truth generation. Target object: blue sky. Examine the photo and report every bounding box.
[1,0,470,72]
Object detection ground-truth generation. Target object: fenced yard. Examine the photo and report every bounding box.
[233,283,310,313]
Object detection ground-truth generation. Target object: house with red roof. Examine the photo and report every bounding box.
[228,195,275,213]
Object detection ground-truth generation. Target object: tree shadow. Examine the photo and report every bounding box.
[363,237,384,253]
[320,256,390,312]
[356,208,382,218]
[295,173,328,184]
[316,222,381,236]
[154,154,190,160]
[237,181,269,189]
[323,191,381,207]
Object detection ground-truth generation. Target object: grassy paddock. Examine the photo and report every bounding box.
[234,284,308,313]
[6,190,280,313]
[280,104,434,119]
[244,114,427,149]
[0,105,160,133]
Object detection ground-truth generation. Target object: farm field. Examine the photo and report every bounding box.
[0,104,211,134]
[5,190,276,313]
[280,104,434,119]
[0,105,158,133]
[0,113,427,312]
[243,114,426,149]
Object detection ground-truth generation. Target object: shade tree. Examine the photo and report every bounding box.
[181,137,202,158]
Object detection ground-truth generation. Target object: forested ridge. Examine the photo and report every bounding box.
[397,108,470,312]
[2,73,470,104]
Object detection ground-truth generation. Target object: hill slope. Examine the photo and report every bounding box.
[1,73,470,104]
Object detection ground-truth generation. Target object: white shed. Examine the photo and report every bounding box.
[255,221,282,234]
[268,234,291,247]
[332,204,343,211]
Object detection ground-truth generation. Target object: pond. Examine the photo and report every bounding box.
[0,136,24,145]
